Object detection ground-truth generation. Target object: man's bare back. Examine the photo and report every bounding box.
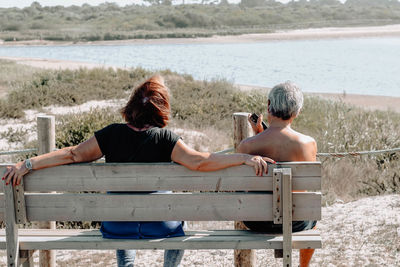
[238,118,317,162]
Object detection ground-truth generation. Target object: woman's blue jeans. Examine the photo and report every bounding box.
[116,249,184,267]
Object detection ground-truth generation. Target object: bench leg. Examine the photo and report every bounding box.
[19,250,34,267]
[234,221,256,266]
[274,249,283,258]
[282,169,292,267]
[299,249,314,267]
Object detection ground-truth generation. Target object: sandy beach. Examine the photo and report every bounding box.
[239,84,400,113]
[1,24,400,46]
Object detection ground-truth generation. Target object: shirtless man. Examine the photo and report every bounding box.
[237,81,317,267]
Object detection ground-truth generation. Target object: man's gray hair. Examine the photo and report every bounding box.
[268,82,303,120]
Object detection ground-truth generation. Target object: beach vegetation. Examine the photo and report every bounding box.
[0,0,400,42]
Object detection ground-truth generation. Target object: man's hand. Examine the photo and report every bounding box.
[248,113,264,134]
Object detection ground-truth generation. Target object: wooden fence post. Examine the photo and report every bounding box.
[37,115,56,267]
[233,112,256,267]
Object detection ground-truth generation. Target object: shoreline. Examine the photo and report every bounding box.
[1,55,400,113]
[237,84,400,113]
[1,24,400,46]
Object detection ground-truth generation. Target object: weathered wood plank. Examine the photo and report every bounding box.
[37,115,57,267]
[4,182,19,266]
[14,182,27,224]
[0,231,322,250]
[273,169,282,224]
[23,192,321,221]
[0,230,322,251]
[19,176,321,192]
[0,163,321,192]
[0,162,322,177]
[282,168,293,267]
[0,177,321,193]
[0,194,5,221]
[17,234,321,250]
[0,229,321,238]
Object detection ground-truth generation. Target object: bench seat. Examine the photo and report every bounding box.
[0,229,321,250]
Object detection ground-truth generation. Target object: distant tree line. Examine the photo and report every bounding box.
[1,0,399,41]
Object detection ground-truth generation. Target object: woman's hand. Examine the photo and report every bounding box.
[248,113,264,135]
[2,137,103,187]
[244,155,276,176]
[2,161,29,187]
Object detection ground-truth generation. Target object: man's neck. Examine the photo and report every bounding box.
[267,116,293,129]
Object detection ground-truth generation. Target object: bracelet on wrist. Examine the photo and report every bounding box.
[25,159,33,172]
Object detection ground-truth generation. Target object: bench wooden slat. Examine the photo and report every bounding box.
[0,230,322,250]
[0,194,4,221]
[0,163,321,192]
[19,176,321,192]
[0,229,321,237]
[3,179,19,266]
[23,192,321,221]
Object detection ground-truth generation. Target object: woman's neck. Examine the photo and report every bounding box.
[127,123,153,132]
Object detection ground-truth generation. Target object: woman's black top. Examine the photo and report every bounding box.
[94,123,185,239]
[95,123,179,163]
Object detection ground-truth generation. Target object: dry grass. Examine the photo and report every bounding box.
[0,59,41,98]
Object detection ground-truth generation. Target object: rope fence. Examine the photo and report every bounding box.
[215,147,400,157]
[2,147,400,158]
[317,147,400,157]
[0,148,37,156]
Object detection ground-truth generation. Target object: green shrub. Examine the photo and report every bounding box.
[29,22,47,30]
[2,23,22,31]
[2,1,400,42]
[0,127,29,143]
[56,108,123,147]
[1,67,152,119]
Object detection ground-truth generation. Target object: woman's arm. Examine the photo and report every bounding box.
[171,140,275,176]
[3,136,103,186]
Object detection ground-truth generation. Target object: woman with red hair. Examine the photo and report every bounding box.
[3,75,274,267]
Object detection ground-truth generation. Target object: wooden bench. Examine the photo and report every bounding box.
[0,162,322,267]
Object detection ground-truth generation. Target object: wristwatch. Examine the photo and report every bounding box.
[25,159,33,172]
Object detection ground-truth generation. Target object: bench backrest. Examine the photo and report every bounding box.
[0,162,321,223]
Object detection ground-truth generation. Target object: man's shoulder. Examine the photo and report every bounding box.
[237,134,261,153]
[295,133,317,159]
[298,133,316,145]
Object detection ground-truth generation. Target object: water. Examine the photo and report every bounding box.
[0,37,399,97]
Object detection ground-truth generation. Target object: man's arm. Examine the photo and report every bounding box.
[237,138,251,154]
[248,113,264,135]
